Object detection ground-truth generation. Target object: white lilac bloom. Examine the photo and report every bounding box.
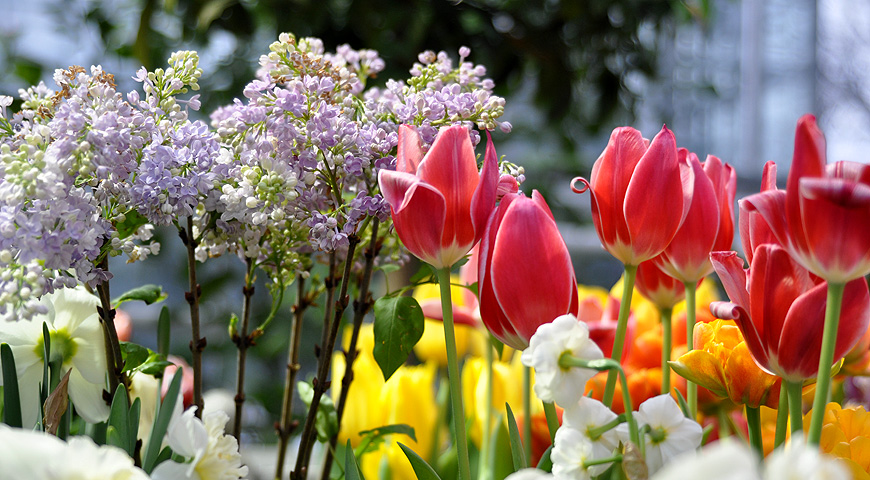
[763,434,850,480]
[561,396,620,475]
[151,407,248,480]
[551,427,605,480]
[0,425,149,479]
[616,394,703,474]
[520,314,603,407]
[650,440,761,480]
[505,468,554,480]
[0,286,109,425]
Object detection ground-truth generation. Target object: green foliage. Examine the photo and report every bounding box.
[345,440,365,480]
[119,342,173,376]
[143,369,183,473]
[1,343,22,427]
[355,424,417,456]
[372,296,424,381]
[106,385,141,457]
[505,403,527,470]
[399,442,442,480]
[297,381,338,443]
[112,284,167,308]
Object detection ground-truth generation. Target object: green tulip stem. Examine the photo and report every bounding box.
[478,338,495,480]
[660,307,673,395]
[745,405,763,458]
[684,280,698,419]
[543,401,559,443]
[774,381,789,449]
[436,267,471,480]
[786,379,804,434]
[808,281,845,444]
[523,365,533,462]
[603,264,638,407]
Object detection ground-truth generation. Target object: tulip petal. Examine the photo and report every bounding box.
[379,169,448,266]
[670,350,728,398]
[710,251,750,311]
[741,190,791,256]
[470,131,499,241]
[724,342,778,408]
[496,174,519,200]
[710,301,772,376]
[785,114,826,259]
[396,124,424,174]
[739,163,781,266]
[623,126,686,264]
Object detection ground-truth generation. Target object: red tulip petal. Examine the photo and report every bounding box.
[709,301,772,374]
[470,131,499,242]
[396,124,424,174]
[496,174,519,201]
[773,280,829,380]
[490,193,577,343]
[740,190,790,256]
[785,115,826,259]
[739,162,779,264]
[379,169,447,266]
[710,251,751,312]
[623,126,686,264]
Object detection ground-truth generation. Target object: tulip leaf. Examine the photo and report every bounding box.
[157,306,171,357]
[143,369,183,473]
[505,403,527,470]
[373,296,424,381]
[345,440,365,480]
[1,343,22,427]
[112,284,167,308]
[297,381,338,443]
[488,332,504,359]
[399,442,442,480]
[536,445,553,472]
[672,388,692,419]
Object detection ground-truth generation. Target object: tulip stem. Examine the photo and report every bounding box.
[543,401,559,443]
[603,264,637,408]
[807,281,845,445]
[786,380,804,434]
[660,307,673,395]
[436,267,472,480]
[774,381,788,449]
[684,281,698,420]
[745,405,763,458]
[478,339,495,480]
[522,364,533,463]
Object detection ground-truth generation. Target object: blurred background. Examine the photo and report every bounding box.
[3,0,867,457]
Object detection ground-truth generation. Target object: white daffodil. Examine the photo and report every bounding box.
[551,426,608,480]
[0,286,110,425]
[0,425,149,479]
[520,314,603,407]
[505,468,554,480]
[561,396,620,475]
[151,407,248,480]
[616,394,702,474]
[763,434,850,480]
[650,439,761,480]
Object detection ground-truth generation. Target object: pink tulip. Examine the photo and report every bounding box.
[710,245,870,382]
[379,125,516,268]
[655,151,736,282]
[742,114,870,283]
[478,191,579,350]
[572,125,690,266]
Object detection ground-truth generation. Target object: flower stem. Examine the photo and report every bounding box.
[181,217,205,418]
[660,307,673,395]
[543,401,559,443]
[436,266,471,480]
[774,381,788,449]
[523,364,532,462]
[786,380,804,434]
[807,281,845,445]
[275,275,311,479]
[683,280,698,419]
[232,257,255,438]
[745,405,763,458]
[603,264,637,407]
[478,338,495,480]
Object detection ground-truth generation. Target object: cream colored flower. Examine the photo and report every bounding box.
[0,286,109,425]
[616,394,702,474]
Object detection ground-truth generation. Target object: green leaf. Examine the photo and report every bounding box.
[536,445,553,472]
[345,440,365,480]
[673,388,691,419]
[297,381,338,443]
[157,307,171,357]
[143,369,183,473]
[377,264,401,274]
[119,342,150,373]
[488,332,504,359]
[398,442,442,480]
[355,424,417,456]
[1,343,22,427]
[115,209,150,239]
[505,403,527,470]
[107,385,132,455]
[373,296,424,381]
[409,264,435,284]
[112,284,167,308]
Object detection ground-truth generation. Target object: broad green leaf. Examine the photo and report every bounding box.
[536,445,553,472]
[398,442,442,480]
[297,381,338,443]
[143,369,183,473]
[107,385,132,454]
[112,284,167,308]
[1,343,22,427]
[409,264,435,284]
[114,210,150,239]
[345,440,365,480]
[505,403,527,470]
[373,296,424,381]
[119,342,150,373]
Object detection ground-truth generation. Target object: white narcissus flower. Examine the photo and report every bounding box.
[551,426,605,480]
[561,396,620,475]
[650,440,761,480]
[520,314,603,407]
[0,286,110,425]
[151,407,249,480]
[763,434,850,480]
[505,468,554,480]
[0,425,150,479]
[616,394,702,474]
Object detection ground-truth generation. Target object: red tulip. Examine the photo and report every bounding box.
[738,161,781,264]
[742,114,870,283]
[571,125,689,266]
[379,125,514,268]
[478,190,579,349]
[654,151,736,282]
[635,259,685,311]
[710,245,870,382]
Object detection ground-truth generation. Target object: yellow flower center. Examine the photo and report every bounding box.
[34,327,77,364]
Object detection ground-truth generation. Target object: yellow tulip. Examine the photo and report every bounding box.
[805,403,870,480]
